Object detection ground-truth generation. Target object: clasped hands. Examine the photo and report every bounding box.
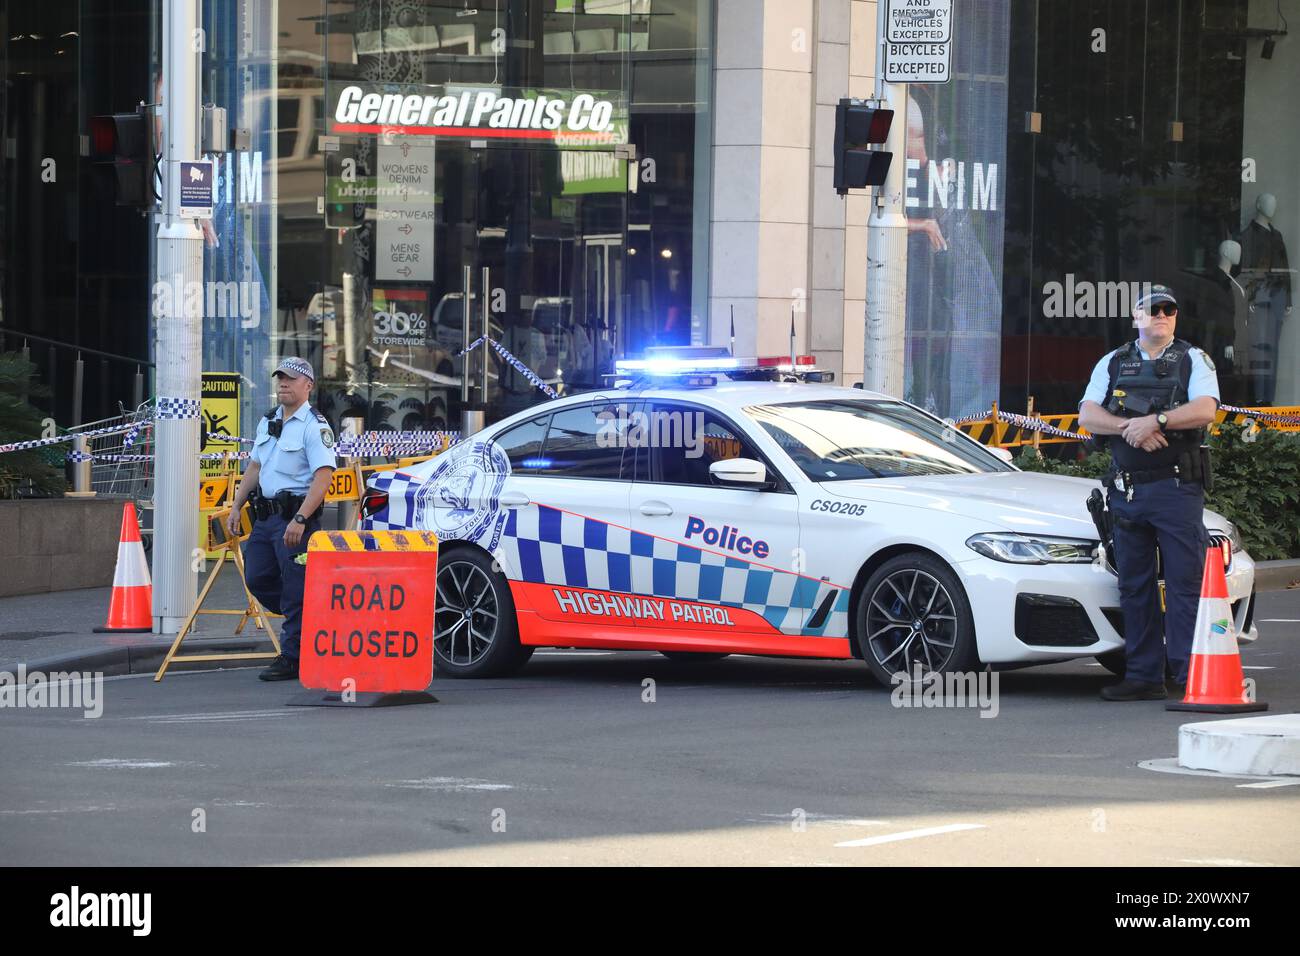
[1121,415,1167,452]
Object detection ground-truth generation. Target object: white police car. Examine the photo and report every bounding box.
[359,349,1258,684]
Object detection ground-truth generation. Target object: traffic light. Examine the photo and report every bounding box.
[833,98,893,195]
[89,107,156,206]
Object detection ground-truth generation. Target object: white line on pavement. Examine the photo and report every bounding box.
[1258,619,1300,623]
[1241,665,1275,670]
[835,823,986,848]
[1235,779,1300,789]
[125,709,302,721]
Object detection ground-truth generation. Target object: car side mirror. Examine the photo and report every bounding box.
[709,457,770,488]
[989,447,1014,464]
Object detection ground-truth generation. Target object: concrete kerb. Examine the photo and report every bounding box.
[1255,558,1300,593]
[12,638,273,678]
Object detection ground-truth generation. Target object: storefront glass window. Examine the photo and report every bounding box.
[1002,0,1300,416]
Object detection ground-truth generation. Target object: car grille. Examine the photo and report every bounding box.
[1015,594,1100,647]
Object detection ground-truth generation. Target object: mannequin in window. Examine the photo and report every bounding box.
[1235,193,1293,404]
[1202,239,1249,403]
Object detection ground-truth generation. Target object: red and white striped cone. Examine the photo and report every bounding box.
[1166,545,1267,713]
[93,502,153,633]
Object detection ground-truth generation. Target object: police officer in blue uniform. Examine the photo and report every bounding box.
[227,357,337,681]
[1079,286,1221,701]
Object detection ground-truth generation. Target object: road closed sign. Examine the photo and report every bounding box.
[885,0,952,83]
[300,530,440,693]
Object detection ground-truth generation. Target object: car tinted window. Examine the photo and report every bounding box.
[648,404,762,486]
[538,405,625,479]
[495,415,550,472]
[746,399,1012,480]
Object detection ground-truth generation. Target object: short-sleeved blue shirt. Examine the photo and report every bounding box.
[1080,340,1221,409]
[252,402,337,496]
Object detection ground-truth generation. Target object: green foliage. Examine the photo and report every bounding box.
[0,351,66,499]
[1204,424,1300,562]
[1013,426,1300,560]
[1013,445,1113,480]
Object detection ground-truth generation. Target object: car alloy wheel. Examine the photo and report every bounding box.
[434,559,501,667]
[862,566,964,679]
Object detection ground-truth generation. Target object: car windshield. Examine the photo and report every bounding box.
[745,399,1013,481]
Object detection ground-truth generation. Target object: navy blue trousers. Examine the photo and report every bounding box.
[1108,478,1209,684]
[244,512,317,660]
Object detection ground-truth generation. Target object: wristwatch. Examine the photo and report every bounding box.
[292,513,308,525]
[1156,413,1169,433]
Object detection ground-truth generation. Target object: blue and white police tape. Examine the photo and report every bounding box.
[487,337,558,399]
[155,396,201,420]
[953,409,994,425]
[994,410,1086,441]
[121,420,152,450]
[0,420,142,455]
[66,451,154,463]
[457,336,558,400]
[198,451,252,461]
[1220,404,1300,427]
[205,432,255,444]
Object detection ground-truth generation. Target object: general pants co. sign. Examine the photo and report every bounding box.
[330,83,628,146]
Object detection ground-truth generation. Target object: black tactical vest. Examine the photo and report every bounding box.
[1103,339,1201,473]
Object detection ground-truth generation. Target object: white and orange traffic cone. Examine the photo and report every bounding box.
[93,502,153,633]
[1166,545,1267,713]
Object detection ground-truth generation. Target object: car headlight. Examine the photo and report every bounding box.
[1222,522,1243,553]
[966,532,1097,564]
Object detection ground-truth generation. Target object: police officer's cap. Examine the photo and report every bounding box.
[273,356,315,382]
[1134,285,1177,311]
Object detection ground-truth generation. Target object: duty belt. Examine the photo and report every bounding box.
[249,490,320,522]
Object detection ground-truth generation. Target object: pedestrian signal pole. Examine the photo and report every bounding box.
[864,0,909,398]
[154,0,204,633]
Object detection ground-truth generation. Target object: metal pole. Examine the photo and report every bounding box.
[460,264,471,407]
[134,365,145,410]
[481,266,490,400]
[72,436,92,494]
[864,0,909,397]
[73,355,84,427]
[153,0,204,633]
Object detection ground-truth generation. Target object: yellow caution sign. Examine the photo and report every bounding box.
[200,372,242,478]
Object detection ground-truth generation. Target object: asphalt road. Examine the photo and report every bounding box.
[2,590,1298,867]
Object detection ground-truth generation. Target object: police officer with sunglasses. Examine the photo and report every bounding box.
[227,357,338,681]
[1079,286,1221,701]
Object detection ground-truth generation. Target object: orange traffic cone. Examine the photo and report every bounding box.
[93,502,153,633]
[1166,545,1267,713]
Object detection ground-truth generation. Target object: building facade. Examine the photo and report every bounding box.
[2,0,1297,440]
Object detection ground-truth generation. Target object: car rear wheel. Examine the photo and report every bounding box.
[434,549,533,678]
[855,552,979,686]
[659,651,730,662]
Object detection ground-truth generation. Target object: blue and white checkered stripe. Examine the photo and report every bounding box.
[359,469,422,532]
[499,504,849,637]
[155,396,201,420]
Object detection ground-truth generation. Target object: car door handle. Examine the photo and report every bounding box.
[500,491,532,508]
[639,501,673,517]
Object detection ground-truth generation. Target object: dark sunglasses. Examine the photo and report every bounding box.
[1146,303,1178,317]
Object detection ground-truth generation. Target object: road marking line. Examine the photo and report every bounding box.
[1241,665,1275,670]
[1236,779,1300,789]
[835,823,985,848]
[65,759,180,769]
[1258,618,1300,623]
[126,709,301,721]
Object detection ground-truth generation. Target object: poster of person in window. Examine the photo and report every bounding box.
[902,5,1008,422]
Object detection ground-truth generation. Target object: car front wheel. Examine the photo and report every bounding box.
[855,552,979,686]
[433,549,533,678]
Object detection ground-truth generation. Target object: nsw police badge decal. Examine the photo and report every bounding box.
[413,439,510,551]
